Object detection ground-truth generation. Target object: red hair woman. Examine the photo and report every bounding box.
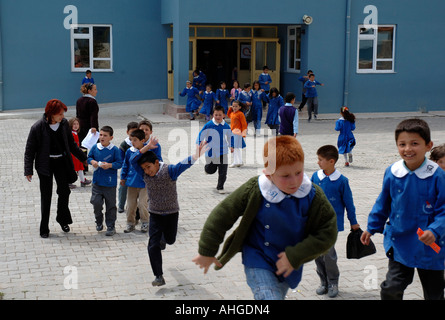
[24,99,87,238]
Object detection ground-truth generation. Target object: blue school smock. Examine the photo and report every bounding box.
[264,94,284,125]
[193,72,207,92]
[366,159,445,270]
[258,73,272,92]
[121,147,145,188]
[179,86,201,112]
[250,89,266,123]
[242,174,316,289]
[335,117,356,154]
[311,169,357,231]
[304,80,322,98]
[216,89,230,113]
[196,119,234,158]
[87,143,123,187]
[199,91,216,116]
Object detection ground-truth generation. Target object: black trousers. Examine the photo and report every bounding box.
[37,157,72,235]
[298,93,307,110]
[205,154,228,190]
[147,212,179,277]
[381,259,444,300]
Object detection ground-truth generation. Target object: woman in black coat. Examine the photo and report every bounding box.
[76,83,99,143]
[24,99,87,238]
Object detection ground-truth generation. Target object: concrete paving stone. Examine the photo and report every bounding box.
[1,107,444,301]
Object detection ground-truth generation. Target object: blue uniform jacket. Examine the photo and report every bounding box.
[258,73,272,91]
[367,159,445,270]
[196,119,234,158]
[311,169,357,231]
[335,118,356,154]
[199,91,216,116]
[304,80,322,98]
[264,94,284,125]
[215,89,230,112]
[87,143,123,187]
[180,87,201,112]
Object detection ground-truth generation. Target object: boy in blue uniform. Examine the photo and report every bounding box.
[196,105,234,194]
[303,73,324,122]
[193,136,337,300]
[88,126,123,236]
[131,139,207,287]
[311,145,359,297]
[361,119,445,300]
[82,70,95,85]
[258,66,272,93]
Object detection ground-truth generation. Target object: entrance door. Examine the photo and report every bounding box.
[167,38,196,100]
[251,39,280,91]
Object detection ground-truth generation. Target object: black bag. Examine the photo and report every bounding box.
[244,106,253,122]
[346,228,376,259]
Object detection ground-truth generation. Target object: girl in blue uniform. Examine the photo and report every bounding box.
[335,107,356,166]
[199,84,216,121]
[215,81,230,113]
[264,87,284,136]
[250,81,267,136]
[179,80,201,120]
[361,119,445,300]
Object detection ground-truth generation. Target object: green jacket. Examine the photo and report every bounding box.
[198,176,338,270]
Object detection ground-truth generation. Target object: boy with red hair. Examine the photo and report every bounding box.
[193,135,337,300]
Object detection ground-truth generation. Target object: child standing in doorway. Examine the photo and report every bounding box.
[335,107,356,167]
[216,81,230,114]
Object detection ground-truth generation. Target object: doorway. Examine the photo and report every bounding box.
[196,39,238,90]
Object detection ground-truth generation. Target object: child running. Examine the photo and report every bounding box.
[335,107,356,167]
[179,80,201,120]
[193,136,337,300]
[361,119,445,300]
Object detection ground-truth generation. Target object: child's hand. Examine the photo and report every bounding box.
[351,223,360,231]
[230,147,234,153]
[100,162,112,170]
[275,252,294,278]
[192,254,222,274]
[419,230,436,246]
[193,142,208,160]
[360,230,372,245]
[120,180,126,186]
[91,160,99,168]
[26,175,32,182]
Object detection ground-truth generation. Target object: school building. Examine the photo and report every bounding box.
[0,0,444,114]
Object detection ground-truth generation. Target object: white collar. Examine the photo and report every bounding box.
[258,173,312,203]
[212,119,226,126]
[391,159,438,179]
[125,137,132,146]
[83,94,96,99]
[317,169,341,181]
[284,103,293,107]
[130,146,138,152]
[96,142,115,150]
[205,91,213,94]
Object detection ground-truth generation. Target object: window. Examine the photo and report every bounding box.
[287,26,302,73]
[71,24,113,72]
[357,25,395,73]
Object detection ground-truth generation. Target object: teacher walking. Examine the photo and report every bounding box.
[24,99,88,238]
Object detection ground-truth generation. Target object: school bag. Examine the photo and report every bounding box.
[346,228,376,259]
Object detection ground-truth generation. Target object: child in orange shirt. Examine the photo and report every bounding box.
[227,100,247,168]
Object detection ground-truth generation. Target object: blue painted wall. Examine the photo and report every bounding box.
[0,0,168,110]
[1,0,444,112]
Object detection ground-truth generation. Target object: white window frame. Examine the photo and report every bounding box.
[286,25,301,73]
[357,24,396,74]
[70,24,113,72]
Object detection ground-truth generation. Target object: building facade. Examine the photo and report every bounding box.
[0,0,444,113]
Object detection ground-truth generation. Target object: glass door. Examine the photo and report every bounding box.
[251,39,280,91]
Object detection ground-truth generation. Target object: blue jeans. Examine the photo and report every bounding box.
[244,267,289,300]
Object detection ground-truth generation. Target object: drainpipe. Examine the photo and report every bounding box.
[0,9,3,111]
[343,0,351,107]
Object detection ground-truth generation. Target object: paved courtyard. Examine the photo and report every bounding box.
[0,104,444,301]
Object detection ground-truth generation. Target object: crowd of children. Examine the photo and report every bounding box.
[25,68,444,300]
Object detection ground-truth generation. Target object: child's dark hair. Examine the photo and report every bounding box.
[68,117,80,131]
[219,81,226,88]
[137,151,158,166]
[138,119,153,131]
[309,73,315,78]
[243,83,251,89]
[86,70,92,74]
[395,118,431,144]
[285,92,296,103]
[263,66,269,70]
[100,125,114,136]
[213,105,225,113]
[341,106,356,123]
[252,80,260,89]
[127,121,138,131]
[269,87,279,97]
[130,129,146,141]
[430,143,445,162]
[206,84,212,89]
[317,145,339,163]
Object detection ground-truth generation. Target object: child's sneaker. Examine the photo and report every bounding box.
[345,162,350,167]
[316,285,328,295]
[96,223,103,231]
[152,276,165,287]
[105,227,116,236]
[124,224,135,233]
[140,222,149,233]
[328,284,339,298]
[80,178,92,187]
[348,154,353,163]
